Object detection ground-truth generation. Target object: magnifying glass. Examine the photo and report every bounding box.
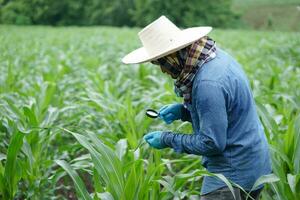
[146,109,159,118]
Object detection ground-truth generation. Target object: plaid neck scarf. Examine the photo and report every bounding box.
[151,36,217,104]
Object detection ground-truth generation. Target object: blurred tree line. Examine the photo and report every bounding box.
[0,0,240,27]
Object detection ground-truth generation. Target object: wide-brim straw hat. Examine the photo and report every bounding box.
[122,15,212,64]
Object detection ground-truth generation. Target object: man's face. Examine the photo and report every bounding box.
[151,52,180,79]
[150,60,167,73]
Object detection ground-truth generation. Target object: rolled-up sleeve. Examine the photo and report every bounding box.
[161,81,228,156]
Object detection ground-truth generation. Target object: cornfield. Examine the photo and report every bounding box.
[0,25,299,199]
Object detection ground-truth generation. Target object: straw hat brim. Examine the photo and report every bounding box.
[122,26,212,64]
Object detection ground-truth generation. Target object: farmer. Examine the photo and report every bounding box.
[122,16,271,200]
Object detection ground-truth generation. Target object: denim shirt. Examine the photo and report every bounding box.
[161,48,272,194]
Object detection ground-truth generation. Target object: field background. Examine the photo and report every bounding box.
[1,0,300,31]
[1,25,300,199]
[1,0,300,199]
[233,0,300,31]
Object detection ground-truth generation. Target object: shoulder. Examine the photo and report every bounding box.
[192,48,238,102]
[194,48,235,83]
[193,79,227,101]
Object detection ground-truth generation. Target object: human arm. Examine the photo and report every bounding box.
[160,81,228,155]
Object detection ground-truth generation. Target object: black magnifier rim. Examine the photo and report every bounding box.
[146,109,159,118]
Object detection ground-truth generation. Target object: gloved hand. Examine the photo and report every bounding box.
[144,131,167,149]
[159,103,183,124]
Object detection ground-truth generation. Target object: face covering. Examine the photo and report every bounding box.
[151,36,217,105]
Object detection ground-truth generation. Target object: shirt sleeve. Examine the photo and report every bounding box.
[161,81,228,156]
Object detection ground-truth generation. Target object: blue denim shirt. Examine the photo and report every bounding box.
[161,48,272,194]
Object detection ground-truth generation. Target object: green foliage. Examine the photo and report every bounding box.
[56,160,92,200]
[0,121,25,200]
[59,128,251,200]
[0,25,299,199]
[0,0,32,25]
[0,0,239,27]
[129,0,240,28]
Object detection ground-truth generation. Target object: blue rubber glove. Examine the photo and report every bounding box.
[144,131,167,149]
[158,103,183,124]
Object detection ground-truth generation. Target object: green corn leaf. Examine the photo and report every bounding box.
[115,139,127,161]
[250,174,280,192]
[88,132,125,193]
[208,173,237,200]
[270,146,293,170]
[4,129,25,199]
[124,163,138,200]
[256,102,278,134]
[63,129,111,182]
[93,168,104,194]
[56,160,92,200]
[287,173,296,195]
[21,139,35,173]
[23,105,38,127]
[2,96,25,121]
[39,82,56,115]
[0,153,6,161]
[62,128,124,199]
[175,169,237,200]
[97,192,114,200]
[284,119,295,157]
[293,114,300,173]
[157,179,177,196]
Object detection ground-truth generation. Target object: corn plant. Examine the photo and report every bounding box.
[0,25,299,199]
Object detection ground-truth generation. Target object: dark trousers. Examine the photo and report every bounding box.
[200,187,262,200]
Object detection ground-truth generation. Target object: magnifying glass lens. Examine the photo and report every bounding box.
[146,109,158,118]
